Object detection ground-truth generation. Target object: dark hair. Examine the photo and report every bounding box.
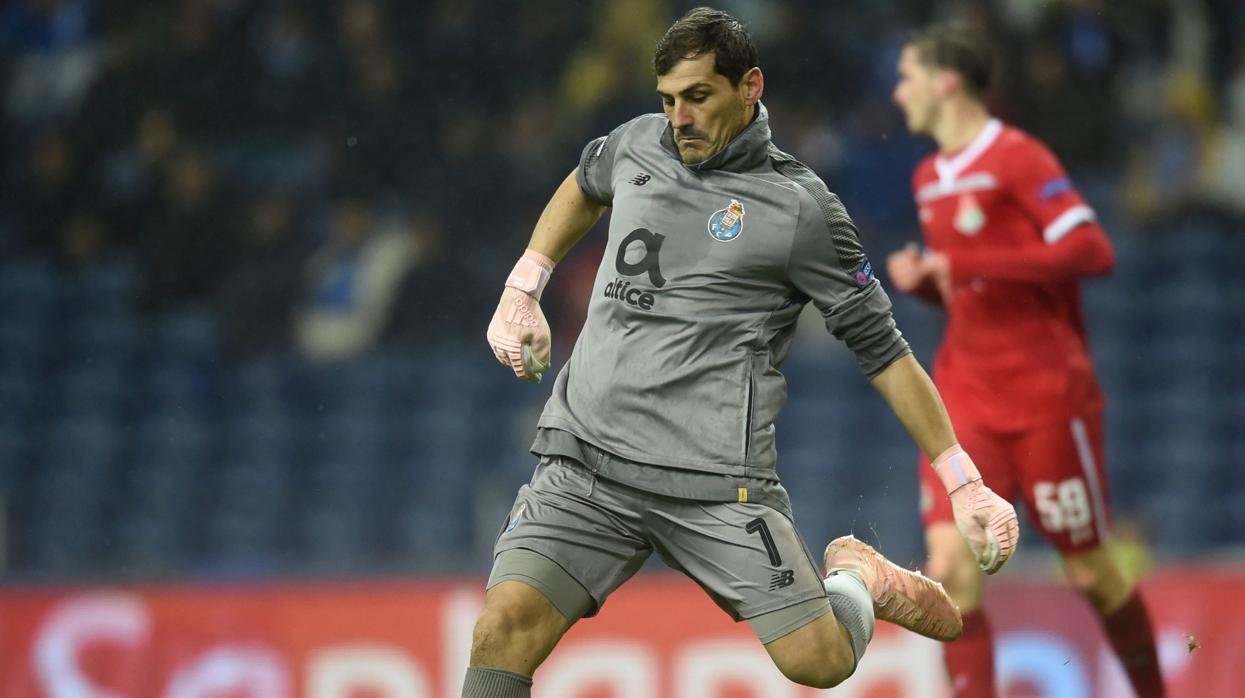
[653,7,758,86]
[907,22,995,98]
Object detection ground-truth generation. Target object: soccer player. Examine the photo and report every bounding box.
[888,23,1165,698]
[464,9,1019,697]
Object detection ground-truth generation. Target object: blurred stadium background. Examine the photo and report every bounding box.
[0,0,1241,696]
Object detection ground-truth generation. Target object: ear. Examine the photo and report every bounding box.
[740,67,764,105]
[934,67,960,98]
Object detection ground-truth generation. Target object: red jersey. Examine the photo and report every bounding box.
[911,119,1114,431]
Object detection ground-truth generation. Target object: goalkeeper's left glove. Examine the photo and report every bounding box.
[933,444,1020,574]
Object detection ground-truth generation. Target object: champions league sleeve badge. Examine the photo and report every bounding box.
[708,199,746,242]
[853,259,874,288]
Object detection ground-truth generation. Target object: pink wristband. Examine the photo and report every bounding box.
[505,250,555,300]
[932,444,982,494]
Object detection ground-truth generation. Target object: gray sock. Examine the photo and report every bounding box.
[823,569,875,667]
[461,666,533,697]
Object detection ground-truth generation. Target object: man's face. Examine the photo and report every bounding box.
[893,45,940,135]
[657,53,752,164]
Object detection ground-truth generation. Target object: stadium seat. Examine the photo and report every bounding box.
[62,310,139,357]
[0,364,37,421]
[194,454,291,573]
[233,355,294,398]
[317,409,386,454]
[28,515,104,577]
[156,309,219,359]
[0,260,59,311]
[223,408,295,465]
[0,422,22,488]
[141,361,217,412]
[62,256,136,313]
[115,514,182,575]
[0,312,51,367]
[297,491,377,574]
[56,363,128,414]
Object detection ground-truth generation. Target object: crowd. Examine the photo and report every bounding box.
[1,0,1241,365]
[0,0,1240,584]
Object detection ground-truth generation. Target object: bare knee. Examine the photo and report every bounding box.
[926,523,984,611]
[471,581,572,674]
[1063,546,1131,614]
[779,647,854,689]
[767,614,856,689]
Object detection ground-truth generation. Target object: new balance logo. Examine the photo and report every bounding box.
[629,173,651,185]
[769,570,795,590]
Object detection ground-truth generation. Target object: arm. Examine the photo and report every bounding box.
[782,177,1017,571]
[489,121,624,381]
[486,171,607,382]
[527,170,608,263]
[909,275,946,306]
[941,137,1115,286]
[867,353,956,459]
[869,353,1020,574]
[944,221,1115,285]
[887,243,945,307]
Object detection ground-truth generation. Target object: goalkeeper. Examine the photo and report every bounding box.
[463,8,1019,697]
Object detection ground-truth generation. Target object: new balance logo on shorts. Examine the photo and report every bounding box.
[769,570,795,590]
[629,172,651,185]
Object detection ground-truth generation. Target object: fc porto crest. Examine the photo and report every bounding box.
[708,199,746,242]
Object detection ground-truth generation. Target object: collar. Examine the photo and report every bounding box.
[934,117,1002,184]
[659,102,773,173]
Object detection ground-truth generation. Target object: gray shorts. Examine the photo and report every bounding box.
[488,456,831,644]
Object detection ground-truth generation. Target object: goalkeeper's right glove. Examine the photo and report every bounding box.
[486,250,554,383]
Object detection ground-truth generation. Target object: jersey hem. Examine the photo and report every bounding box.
[535,416,780,478]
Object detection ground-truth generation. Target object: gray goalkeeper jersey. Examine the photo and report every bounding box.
[533,104,910,499]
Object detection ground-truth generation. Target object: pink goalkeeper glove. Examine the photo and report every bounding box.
[486,250,554,382]
[933,444,1020,574]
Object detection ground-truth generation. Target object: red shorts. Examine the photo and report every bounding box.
[920,409,1111,553]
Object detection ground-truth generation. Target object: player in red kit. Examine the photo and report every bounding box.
[887,24,1165,698]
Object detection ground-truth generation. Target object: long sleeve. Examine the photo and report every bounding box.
[785,180,910,377]
[948,220,1114,285]
[909,274,946,306]
[949,135,1115,285]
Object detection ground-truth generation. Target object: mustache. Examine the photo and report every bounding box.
[675,128,707,141]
